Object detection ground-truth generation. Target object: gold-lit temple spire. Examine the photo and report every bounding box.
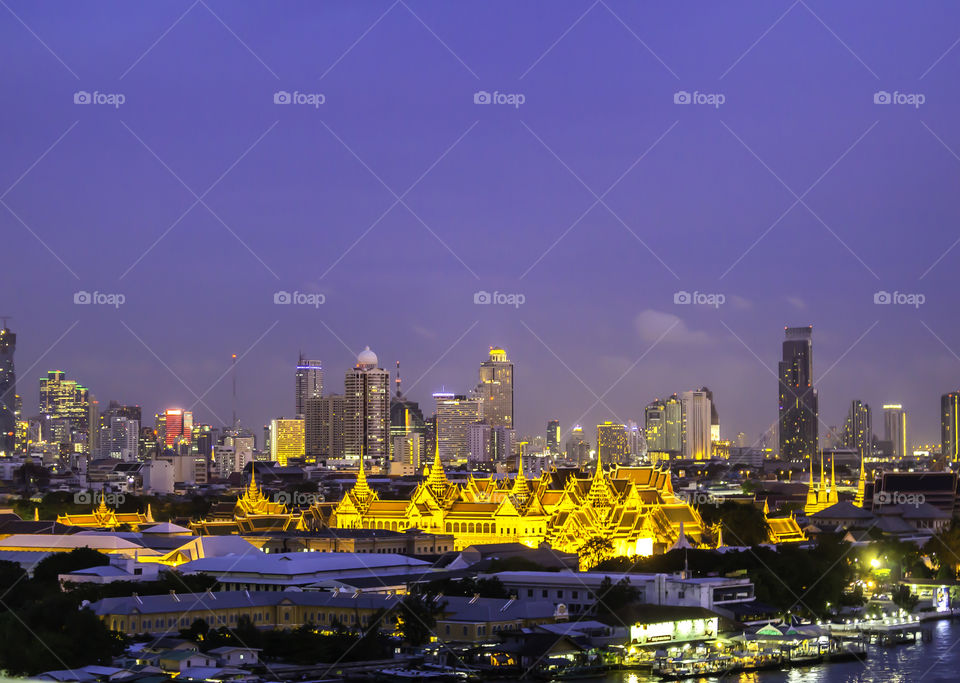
[427,440,448,496]
[353,445,371,501]
[512,451,531,504]
[34,507,39,522]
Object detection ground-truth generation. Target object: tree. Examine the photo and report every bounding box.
[394,593,443,646]
[579,535,614,569]
[33,548,110,584]
[892,585,919,612]
[594,576,640,619]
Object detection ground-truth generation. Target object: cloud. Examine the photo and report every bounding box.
[728,294,753,310]
[786,296,807,310]
[634,309,710,345]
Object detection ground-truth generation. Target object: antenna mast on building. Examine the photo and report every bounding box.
[231,353,238,429]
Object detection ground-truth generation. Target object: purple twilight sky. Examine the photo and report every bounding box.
[2,1,960,447]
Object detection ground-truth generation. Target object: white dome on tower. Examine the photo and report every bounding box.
[357,346,378,369]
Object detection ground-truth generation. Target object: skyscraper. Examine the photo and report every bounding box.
[778,326,818,462]
[843,400,872,461]
[0,324,15,453]
[270,418,305,466]
[546,419,560,456]
[883,404,907,459]
[157,409,193,450]
[941,392,960,463]
[564,424,590,465]
[663,394,684,455]
[344,347,390,467]
[434,392,483,463]
[644,400,666,453]
[681,390,712,460]
[597,421,629,464]
[305,394,345,459]
[295,355,323,418]
[477,347,513,429]
[39,371,91,436]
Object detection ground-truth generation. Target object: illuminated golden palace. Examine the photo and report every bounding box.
[332,449,706,559]
[57,496,153,531]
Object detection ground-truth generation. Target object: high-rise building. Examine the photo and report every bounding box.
[663,394,684,454]
[295,355,323,418]
[157,409,193,450]
[435,392,483,463]
[941,392,960,463]
[311,394,345,460]
[626,420,645,459]
[39,370,90,437]
[468,422,514,463]
[391,396,426,465]
[644,400,666,453]
[700,387,721,443]
[565,425,590,465]
[546,419,560,456]
[883,404,907,459]
[778,326,818,462]
[843,400,872,461]
[597,421,629,464]
[0,324,15,453]
[99,416,140,461]
[270,418,305,466]
[477,347,513,429]
[681,390,712,460]
[344,347,390,466]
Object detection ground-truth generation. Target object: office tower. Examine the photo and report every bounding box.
[468,422,514,463]
[391,395,426,464]
[295,355,323,418]
[312,394,345,460]
[38,370,91,435]
[434,392,483,463]
[645,400,666,453]
[883,404,907,458]
[700,386,720,442]
[0,324,15,453]
[344,347,390,466]
[597,422,629,464]
[681,390,712,460]
[546,420,560,456]
[843,400,872,461]
[626,420,645,459]
[102,416,140,461]
[663,394,684,454]
[565,425,591,465]
[269,418,305,466]
[157,409,193,449]
[778,326,818,462]
[88,398,100,456]
[941,392,960,463]
[477,347,513,429]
